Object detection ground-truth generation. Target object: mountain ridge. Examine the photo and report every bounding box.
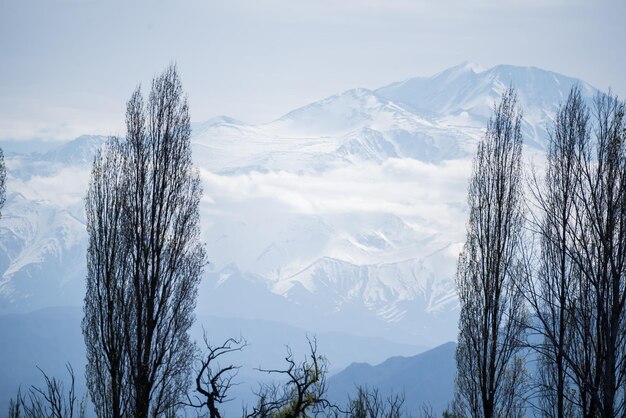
[327,341,457,415]
[0,62,604,345]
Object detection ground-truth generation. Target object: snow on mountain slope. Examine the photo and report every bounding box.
[267,88,436,137]
[377,62,598,148]
[275,250,457,318]
[377,62,491,117]
[0,193,86,312]
[42,135,108,165]
[0,63,601,345]
[191,87,470,173]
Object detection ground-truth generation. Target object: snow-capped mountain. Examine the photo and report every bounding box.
[191,86,471,174]
[0,63,601,345]
[42,135,109,165]
[0,193,86,312]
[377,62,597,148]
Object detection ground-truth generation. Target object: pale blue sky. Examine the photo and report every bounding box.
[1,0,624,142]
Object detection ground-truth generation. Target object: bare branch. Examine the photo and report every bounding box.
[185,333,247,418]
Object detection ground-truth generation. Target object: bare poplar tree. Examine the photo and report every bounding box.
[83,64,206,418]
[524,88,626,417]
[454,87,527,418]
[524,86,589,417]
[124,64,205,418]
[566,92,626,417]
[83,138,131,418]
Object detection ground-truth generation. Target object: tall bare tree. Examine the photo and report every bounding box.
[83,65,206,418]
[454,87,527,418]
[83,138,131,418]
[566,91,626,417]
[524,86,589,418]
[522,88,626,418]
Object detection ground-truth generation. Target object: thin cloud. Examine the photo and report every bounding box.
[199,158,470,226]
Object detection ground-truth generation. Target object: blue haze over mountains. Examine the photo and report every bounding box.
[0,63,599,414]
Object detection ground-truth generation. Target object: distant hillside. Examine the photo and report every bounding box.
[0,307,424,415]
[327,341,457,415]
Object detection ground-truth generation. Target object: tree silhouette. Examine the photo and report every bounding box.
[83,64,206,418]
[454,87,527,418]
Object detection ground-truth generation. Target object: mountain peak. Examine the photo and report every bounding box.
[267,87,393,136]
[43,135,107,165]
[450,61,487,74]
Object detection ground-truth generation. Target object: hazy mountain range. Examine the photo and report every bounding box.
[0,62,598,348]
[0,62,602,415]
